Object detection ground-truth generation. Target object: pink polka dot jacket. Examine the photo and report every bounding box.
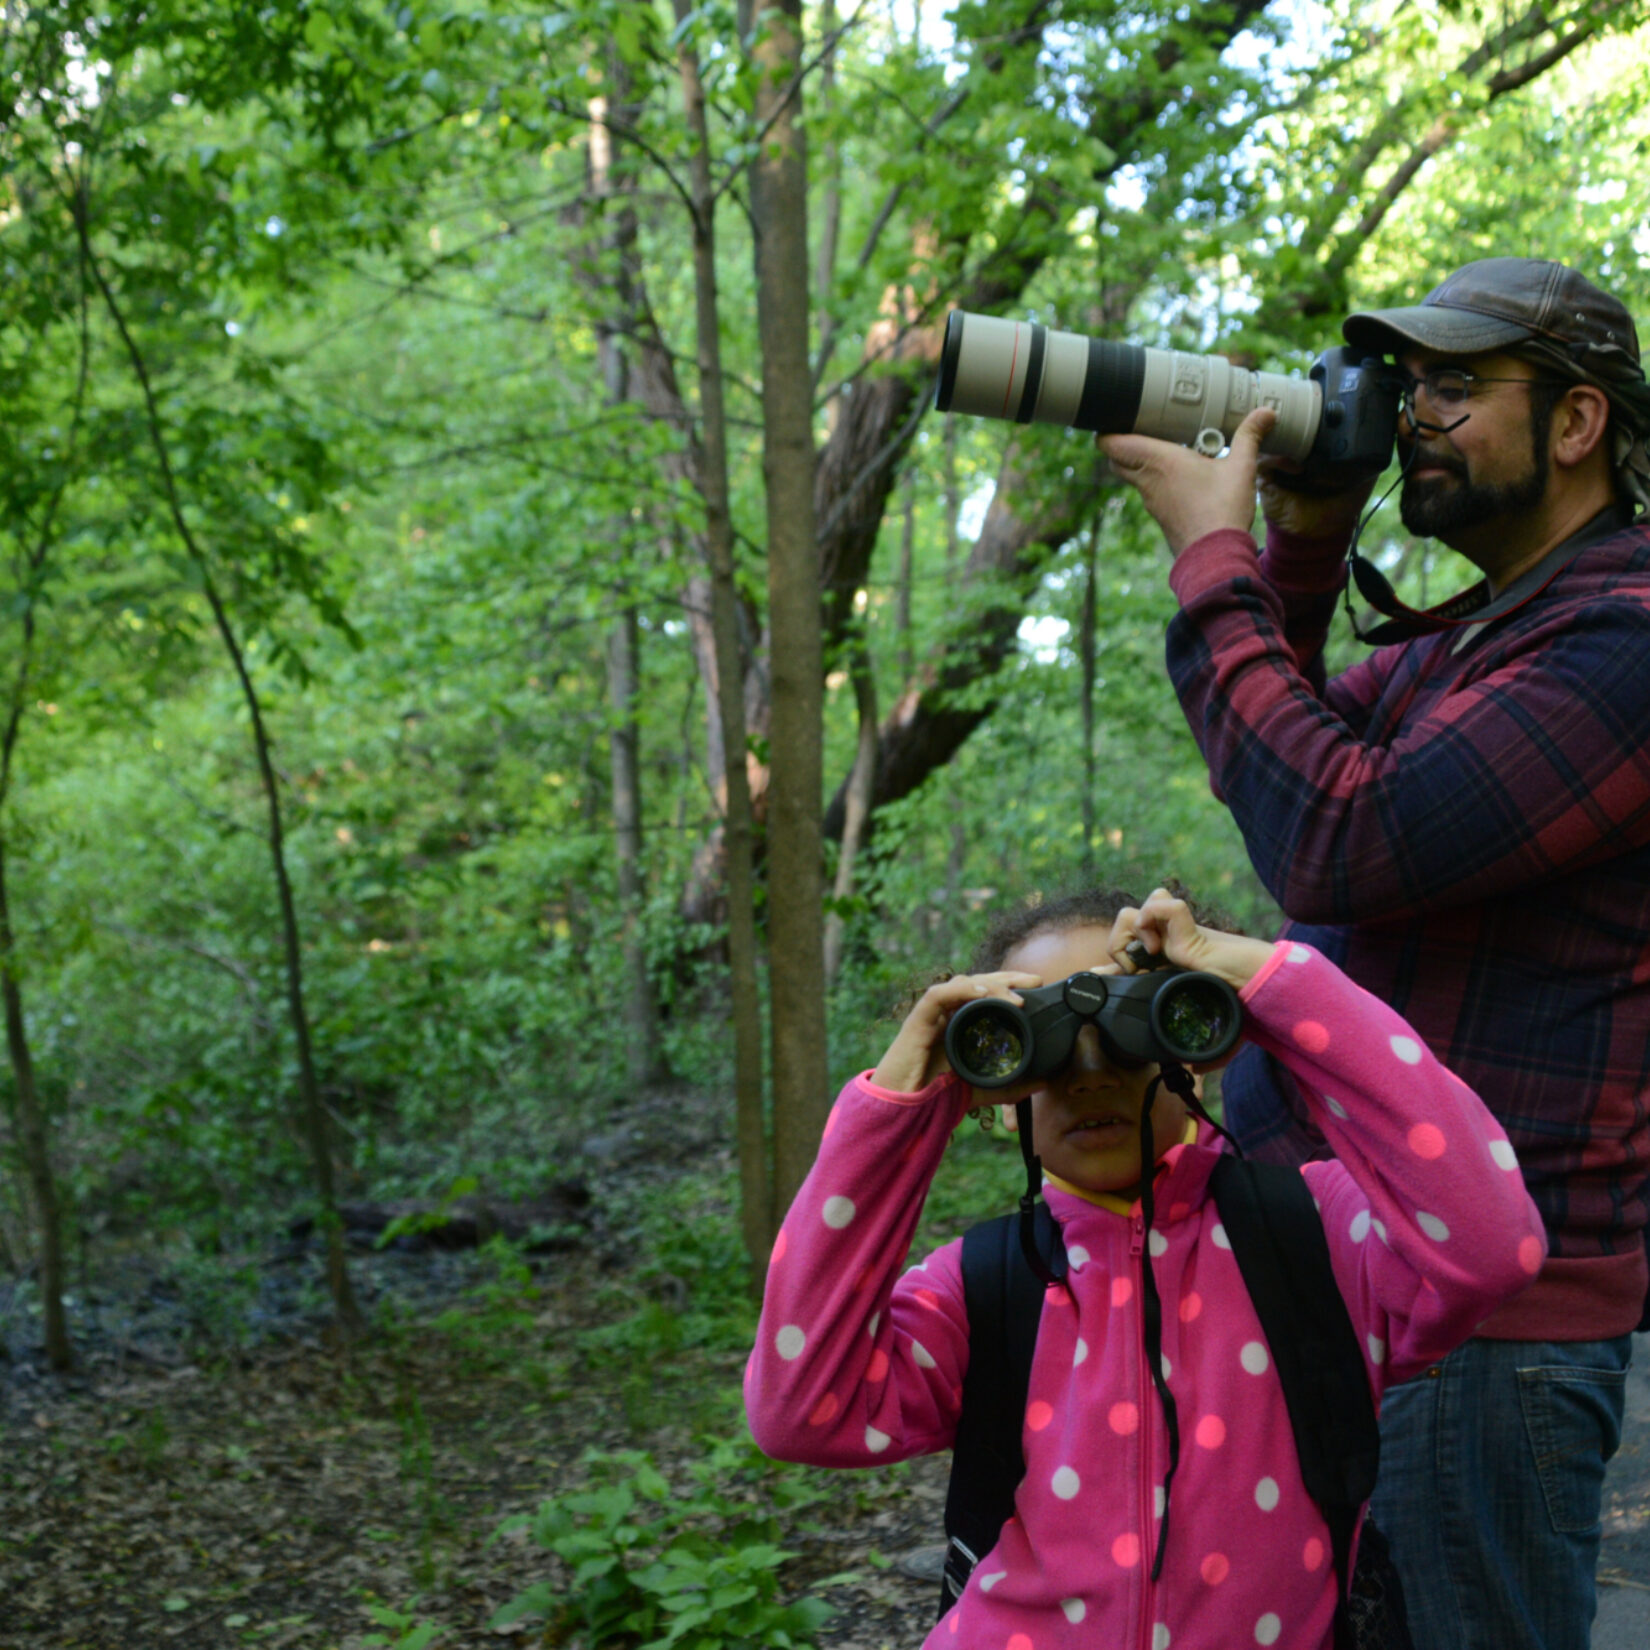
[746,941,1547,1650]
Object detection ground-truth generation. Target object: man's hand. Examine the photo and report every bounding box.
[1257,457,1378,540]
[1100,407,1277,555]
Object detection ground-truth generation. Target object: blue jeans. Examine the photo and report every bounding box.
[1369,1335,1631,1650]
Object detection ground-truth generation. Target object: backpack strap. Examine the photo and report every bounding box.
[938,1203,1064,1617]
[1211,1155,1382,1650]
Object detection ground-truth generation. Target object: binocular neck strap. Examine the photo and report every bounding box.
[1014,1099,1062,1290]
[1138,1077,1180,1580]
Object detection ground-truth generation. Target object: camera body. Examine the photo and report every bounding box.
[945,966,1242,1091]
[934,311,1401,487]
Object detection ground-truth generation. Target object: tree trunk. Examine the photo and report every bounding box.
[675,0,772,1281]
[0,840,71,1370]
[824,635,877,984]
[607,607,662,1088]
[741,0,828,1217]
[591,79,664,1092]
[1079,510,1100,881]
[896,465,916,683]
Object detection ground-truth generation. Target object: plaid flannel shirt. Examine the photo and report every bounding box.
[1166,518,1650,1340]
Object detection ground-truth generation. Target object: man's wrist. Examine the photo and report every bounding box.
[1260,519,1353,595]
[1168,527,1261,603]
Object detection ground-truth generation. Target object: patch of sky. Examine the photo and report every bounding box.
[1019,614,1071,663]
[957,480,994,542]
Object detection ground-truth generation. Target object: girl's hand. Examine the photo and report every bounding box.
[871,971,1043,1101]
[1108,888,1274,992]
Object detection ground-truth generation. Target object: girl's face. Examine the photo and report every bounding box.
[1000,922,1191,1199]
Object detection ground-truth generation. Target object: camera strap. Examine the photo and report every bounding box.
[1347,504,1629,647]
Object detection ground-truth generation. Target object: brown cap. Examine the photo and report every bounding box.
[1343,257,1641,365]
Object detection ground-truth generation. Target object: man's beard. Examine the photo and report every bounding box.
[1398,415,1550,540]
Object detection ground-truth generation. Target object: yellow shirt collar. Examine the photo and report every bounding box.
[1044,1118,1200,1213]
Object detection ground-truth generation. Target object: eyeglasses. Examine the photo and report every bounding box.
[1389,366,1564,413]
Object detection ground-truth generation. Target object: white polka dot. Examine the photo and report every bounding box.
[1149,1230,1169,1258]
[1288,943,1311,964]
[1154,1625,1172,1650]
[1490,1139,1518,1170]
[1061,1598,1086,1623]
[910,1339,937,1369]
[1154,1484,1166,1519]
[1256,1613,1282,1646]
[1367,1334,1386,1365]
[1255,1476,1280,1511]
[1350,1209,1371,1243]
[865,1426,891,1453]
[1067,1244,1090,1270]
[776,1325,806,1360]
[868,1312,880,1337]
[1074,1338,1089,1366]
[822,1195,855,1228]
[1161,1354,1172,1379]
[1390,1035,1424,1065]
[1212,1223,1232,1250]
[1324,1095,1348,1120]
[1417,1212,1451,1242]
[1373,1219,1389,1245]
[1052,1466,1081,1500]
[978,1569,1006,1591]
[1241,1341,1270,1375]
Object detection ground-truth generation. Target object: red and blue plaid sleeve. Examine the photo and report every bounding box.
[1166,527,1650,926]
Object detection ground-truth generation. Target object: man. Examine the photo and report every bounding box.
[1100,258,1650,1650]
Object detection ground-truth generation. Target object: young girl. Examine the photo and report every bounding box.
[746,887,1545,1650]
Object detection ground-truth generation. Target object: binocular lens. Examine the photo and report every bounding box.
[1155,977,1240,1060]
[952,1008,1027,1084]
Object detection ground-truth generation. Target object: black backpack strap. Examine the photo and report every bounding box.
[938,1203,1063,1617]
[1211,1156,1382,1650]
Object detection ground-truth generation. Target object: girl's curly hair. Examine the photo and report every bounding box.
[968,878,1244,974]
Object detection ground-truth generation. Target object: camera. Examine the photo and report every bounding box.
[945,966,1243,1090]
[934,310,1400,488]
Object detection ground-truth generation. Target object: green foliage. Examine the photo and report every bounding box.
[3,0,1649,1309]
[360,1603,443,1650]
[490,1440,842,1649]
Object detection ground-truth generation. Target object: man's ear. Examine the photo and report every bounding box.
[1553,383,1612,470]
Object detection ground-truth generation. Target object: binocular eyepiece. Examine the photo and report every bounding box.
[945,966,1243,1090]
[935,310,1401,487]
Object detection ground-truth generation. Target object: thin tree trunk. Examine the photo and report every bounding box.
[591,79,664,1091]
[607,609,662,1087]
[896,465,916,683]
[816,0,842,438]
[824,636,877,984]
[675,0,772,1280]
[79,212,363,1340]
[0,845,70,1369]
[740,0,828,1219]
[1079,510,1100,881]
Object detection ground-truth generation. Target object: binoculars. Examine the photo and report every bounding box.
[935,310,1402,488]
[945,966,1243,1090]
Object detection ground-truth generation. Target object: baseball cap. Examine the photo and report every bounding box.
[1343,257,1641,364]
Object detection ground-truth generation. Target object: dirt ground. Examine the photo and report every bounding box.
[0,1258,954,1650]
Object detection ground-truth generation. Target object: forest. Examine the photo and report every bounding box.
[4,2,1650,1647]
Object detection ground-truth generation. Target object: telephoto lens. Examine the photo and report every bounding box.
[934,310,1321,461]
[945,967,1243,1089]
